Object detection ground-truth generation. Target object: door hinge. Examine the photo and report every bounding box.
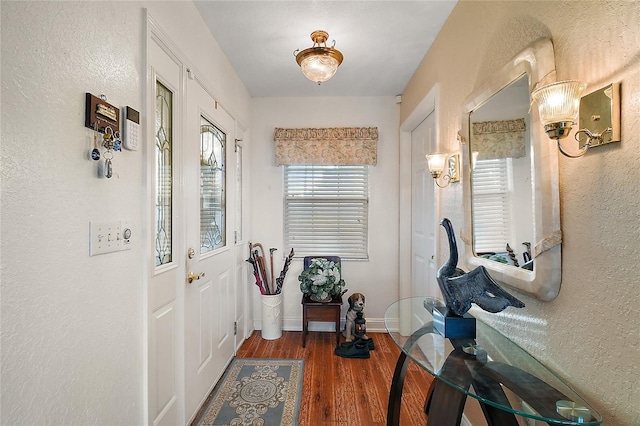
[234,322,237,336]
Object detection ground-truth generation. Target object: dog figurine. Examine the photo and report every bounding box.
[343,292,368,342]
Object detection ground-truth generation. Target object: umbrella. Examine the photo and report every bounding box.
[275,248,295,294]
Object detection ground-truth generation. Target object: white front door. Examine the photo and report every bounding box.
[411,112,438,296]
[183,77,236,422]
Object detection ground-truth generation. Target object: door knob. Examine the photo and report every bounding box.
[187,272,205,283]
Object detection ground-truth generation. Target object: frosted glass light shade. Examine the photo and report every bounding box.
[300,54,340,83]
[426,153,447,175]
[295,31,343,84]
[531,80,587,126]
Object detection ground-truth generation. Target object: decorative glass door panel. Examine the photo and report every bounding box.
[200,117,226,254]
[155,81,173,266]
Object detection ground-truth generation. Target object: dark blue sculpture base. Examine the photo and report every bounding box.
[432,305,476,339]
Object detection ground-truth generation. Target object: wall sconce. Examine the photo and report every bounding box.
[531,80,621,158]
[426,153,459,188]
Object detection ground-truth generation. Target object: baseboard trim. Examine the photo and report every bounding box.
[254,317,387,333]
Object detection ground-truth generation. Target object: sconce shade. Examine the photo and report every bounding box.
[531,80,587,126]
[426,153,447,177]
[295,31,343,83]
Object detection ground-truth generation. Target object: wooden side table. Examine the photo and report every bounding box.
[301,295,343,348]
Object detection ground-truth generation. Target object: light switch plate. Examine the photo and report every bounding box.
[90,221,132,256]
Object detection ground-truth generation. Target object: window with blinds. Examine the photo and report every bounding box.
[284,165,369,260]
[472,158,513,254]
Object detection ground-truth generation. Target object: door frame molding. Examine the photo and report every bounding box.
[399,85,439,300]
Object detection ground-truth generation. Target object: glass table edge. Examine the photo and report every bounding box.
[384,297,603,425]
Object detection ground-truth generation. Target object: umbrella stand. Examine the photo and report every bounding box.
[247,243,294,296]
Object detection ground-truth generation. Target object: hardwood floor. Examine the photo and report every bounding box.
[233,330,434,426]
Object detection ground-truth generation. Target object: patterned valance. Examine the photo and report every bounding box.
[274,127,378,166]
[471,119,526,160]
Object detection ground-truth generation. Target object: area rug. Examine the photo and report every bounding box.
[196,358,304,426]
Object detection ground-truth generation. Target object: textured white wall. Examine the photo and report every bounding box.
[0,1,250,424]
[249,97,400,331]
[402,1,640,424]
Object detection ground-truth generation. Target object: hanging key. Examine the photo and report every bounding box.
[104,157,113,178]
[91,133,101,161]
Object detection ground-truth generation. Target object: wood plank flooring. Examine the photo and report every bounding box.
[227,330,435,426]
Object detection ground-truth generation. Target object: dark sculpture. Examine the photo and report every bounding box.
[437,218,525,316]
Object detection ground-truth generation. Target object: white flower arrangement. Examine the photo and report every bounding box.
[298,258,347,302]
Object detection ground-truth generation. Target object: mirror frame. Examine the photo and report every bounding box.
[460,38,562,301]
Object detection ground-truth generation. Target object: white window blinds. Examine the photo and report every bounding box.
[472,158,513,253]
[284,165,368,260]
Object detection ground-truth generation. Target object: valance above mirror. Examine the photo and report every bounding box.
[471,118,527,160]
[274,127,378,166]
[460,38,562,301]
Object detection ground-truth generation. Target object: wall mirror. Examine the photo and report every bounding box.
[460,38,562,301]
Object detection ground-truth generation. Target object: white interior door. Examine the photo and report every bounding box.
[233,134,249,350]
[184,77,236,423]
[411,112,438,297]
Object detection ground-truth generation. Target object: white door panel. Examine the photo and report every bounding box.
[215,271,231,349]
[195,279,214,370]
[234,256,248,348]
[411,112,438,297]
[150,304,178,425]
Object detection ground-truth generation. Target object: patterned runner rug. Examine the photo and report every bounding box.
[196,358,304,426]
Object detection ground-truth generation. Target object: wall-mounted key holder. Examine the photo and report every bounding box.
[85,93,120,134]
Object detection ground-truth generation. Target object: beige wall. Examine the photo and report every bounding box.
[402,1,640,424]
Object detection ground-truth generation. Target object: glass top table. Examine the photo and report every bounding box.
[384,297,602,426]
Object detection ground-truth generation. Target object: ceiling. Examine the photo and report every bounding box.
[194,1,458,98]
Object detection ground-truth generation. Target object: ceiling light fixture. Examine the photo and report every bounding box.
[294,30,343,84]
